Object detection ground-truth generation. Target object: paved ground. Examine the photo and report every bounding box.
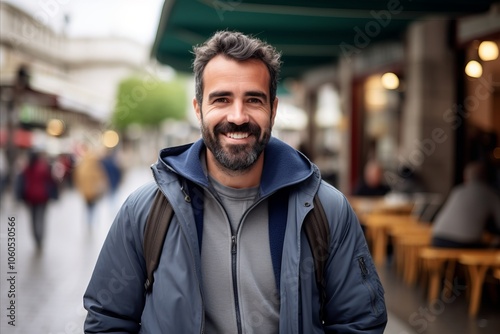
[0,167,153,334]
[3,164,488,334]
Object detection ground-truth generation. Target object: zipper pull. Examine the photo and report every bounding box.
[231,235,236,254]
[180,183,191,203]
[358,256,369,278]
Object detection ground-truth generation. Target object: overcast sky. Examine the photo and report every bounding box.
[5,0,165,45]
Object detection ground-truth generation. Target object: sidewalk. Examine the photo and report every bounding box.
[0,166,153,334]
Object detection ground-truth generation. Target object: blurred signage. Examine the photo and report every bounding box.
[19,103,70,125]
[0,128,32,147]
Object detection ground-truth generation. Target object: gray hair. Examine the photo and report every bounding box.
[192,30,281,108]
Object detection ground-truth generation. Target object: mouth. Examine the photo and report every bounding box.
[225,132,250,140]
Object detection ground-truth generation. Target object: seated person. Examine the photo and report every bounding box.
[431,162,500,248]
[353,159,391,197]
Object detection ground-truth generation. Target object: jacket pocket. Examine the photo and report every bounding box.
[357,255,385,317]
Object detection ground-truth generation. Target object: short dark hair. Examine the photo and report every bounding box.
[192,30,281,107]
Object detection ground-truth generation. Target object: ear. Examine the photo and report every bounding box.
[271,97,279,127]
[193,97,201,122]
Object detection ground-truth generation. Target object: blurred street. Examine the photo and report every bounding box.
[0,165,154,334]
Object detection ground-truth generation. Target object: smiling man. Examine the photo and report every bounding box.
[83,30,387,334]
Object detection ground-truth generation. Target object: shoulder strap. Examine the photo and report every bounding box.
[143,189,174,293]
[303,193,330,318]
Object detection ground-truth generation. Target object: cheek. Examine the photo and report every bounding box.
[258,114,273,129]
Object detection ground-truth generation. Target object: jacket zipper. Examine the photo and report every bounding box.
[151,172,206,333]
[358,256,379,316]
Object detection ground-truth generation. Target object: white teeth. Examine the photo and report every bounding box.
[227,132,249,139]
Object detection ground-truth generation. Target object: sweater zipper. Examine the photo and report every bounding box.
[231,234,243,334]
[204,186,277,334]
[229,196,271,334]
[205,189,245,334]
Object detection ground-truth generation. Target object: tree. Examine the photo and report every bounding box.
[111,75,187,130]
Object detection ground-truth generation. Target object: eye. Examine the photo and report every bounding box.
[248,98,263,104]
[213,97,229,103]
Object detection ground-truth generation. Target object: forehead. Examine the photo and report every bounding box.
[202,55,270,96]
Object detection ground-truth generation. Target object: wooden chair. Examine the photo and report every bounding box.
[419,247,499,313]
[494,268,500,281]
[458,251,500,317]
[392,230,432,286]
[389,224,431,278]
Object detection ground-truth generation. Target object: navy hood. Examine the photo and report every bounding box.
[155,137,314,197]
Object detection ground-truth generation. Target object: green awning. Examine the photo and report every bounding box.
[152,0,497,79]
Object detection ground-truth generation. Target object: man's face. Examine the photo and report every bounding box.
[193,55,278,172]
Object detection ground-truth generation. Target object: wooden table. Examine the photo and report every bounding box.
[361,213,419,266]
[349,196,415,216]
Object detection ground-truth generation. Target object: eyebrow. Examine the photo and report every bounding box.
[245,91,268,102]
[207,90,268,102]
[208,90,232,101]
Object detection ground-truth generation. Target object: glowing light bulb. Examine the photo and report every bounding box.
[46,119,64,136]
[465,60,482,78]
[102,130,119,148]
[478,41,499,61]
[381,72,399,90]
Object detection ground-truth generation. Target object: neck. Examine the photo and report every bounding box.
[205,151,263,189]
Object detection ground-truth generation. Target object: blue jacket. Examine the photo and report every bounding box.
[84,137,387,333]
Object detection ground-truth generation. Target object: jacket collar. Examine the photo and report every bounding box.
[156,137,314,196]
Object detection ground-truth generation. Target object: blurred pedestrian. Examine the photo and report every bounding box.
[73,147,108,226]
[353,159,390,196]
[19,150,57,250]
[431,161,500,248]
[0,148,7,199]
[53,153,75,188]
[100,149,123,208]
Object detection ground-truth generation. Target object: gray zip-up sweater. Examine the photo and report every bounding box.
[83,137,387,333]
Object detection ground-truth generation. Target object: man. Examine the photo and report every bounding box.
[353,159,390,197]
[431,161,500,248]
[84,30,387,333]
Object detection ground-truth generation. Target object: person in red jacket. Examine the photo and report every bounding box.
[21,150,56,250]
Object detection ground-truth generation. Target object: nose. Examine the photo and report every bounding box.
[226,100,250,125]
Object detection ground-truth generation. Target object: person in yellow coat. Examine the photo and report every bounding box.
[73,147,109,226]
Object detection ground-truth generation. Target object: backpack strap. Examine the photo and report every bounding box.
[303,193,330,319]
[143,189,174,293]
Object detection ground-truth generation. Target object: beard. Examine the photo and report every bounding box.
[200,118,271,172]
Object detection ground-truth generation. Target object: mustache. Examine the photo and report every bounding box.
[214,122,261,135]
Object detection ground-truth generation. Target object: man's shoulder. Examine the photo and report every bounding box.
[316,181,353,220]
[461,182,500,199]
[122,181,159,215]
[318,180,347,203]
